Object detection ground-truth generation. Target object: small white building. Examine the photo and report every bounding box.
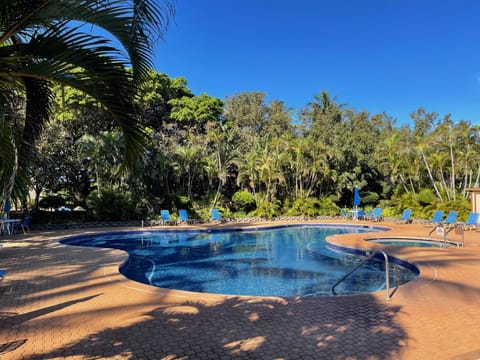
[466,188,480,213]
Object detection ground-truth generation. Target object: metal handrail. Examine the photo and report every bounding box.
[428,222,464,248]
[446,223,464,248]
[428,222,445,241]
[331,249,391,300]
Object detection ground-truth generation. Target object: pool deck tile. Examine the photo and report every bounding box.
[0,220,480,359]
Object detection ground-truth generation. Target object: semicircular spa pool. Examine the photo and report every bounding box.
[367,237,456,248]
[61,225,419,297]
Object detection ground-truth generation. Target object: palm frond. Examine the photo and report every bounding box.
[0,0,175,173]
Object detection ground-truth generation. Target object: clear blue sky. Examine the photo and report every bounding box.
[154,0,480,126]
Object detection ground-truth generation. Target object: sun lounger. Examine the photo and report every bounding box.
[395,209,412,224]
[178,209,196,224]
[371,208,383,222]
[460,212,478,230]
[357,209,366,220]
[423,210,444,227]
[443,211,458,228]
[160,210,177,225]
[211,209,226,223]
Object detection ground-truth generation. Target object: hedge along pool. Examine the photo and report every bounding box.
[61,225,419,297]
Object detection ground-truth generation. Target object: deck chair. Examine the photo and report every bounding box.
[460,212,479,230]
[0,269,7,281]
[357,209,366,220]
[443,211,458,228]
[160,210,177,225]
[395,209,412,224]
[211,208,226,223]
[178,209,196,224]
[371,208,383,222]
[423,210,444,227]
[19,216,31,234]
[366,209,374,220]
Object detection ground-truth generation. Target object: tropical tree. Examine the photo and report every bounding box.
[0,0,174,209]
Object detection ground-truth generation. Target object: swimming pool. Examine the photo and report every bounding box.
[61,225,419,297]
[368,237,453,248]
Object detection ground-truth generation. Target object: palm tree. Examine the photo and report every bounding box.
[172,145,205,201]
[0,0,174,208]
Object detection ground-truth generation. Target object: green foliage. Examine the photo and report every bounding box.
[169,93,223,130]
[87,190,136,221]
[385,189,470,221]
[318,197,341,217]
[38,195,65,210]
[250,195,280,218]
[417,189,437,206]
[25,67,480,224]
[440,198,471,220]
[232,190,256,213]
[361,191,380,206]
[0,0,175,207]
[284,197,321,216]
[385,191,417,217]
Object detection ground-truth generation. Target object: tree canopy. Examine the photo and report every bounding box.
[24,70,479,222]
[0,0,174,212]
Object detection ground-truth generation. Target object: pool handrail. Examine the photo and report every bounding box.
[332,249,392,300]
[428,221,464,248]
[446,223,465,248]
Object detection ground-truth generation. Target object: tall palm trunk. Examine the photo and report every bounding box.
[420,149,443,202]
[449,140,456,201]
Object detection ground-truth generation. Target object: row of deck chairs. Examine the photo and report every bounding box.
[423,210,479,230]
[154,208,227,226]
[341,208,384,222]
[154,208,479,230]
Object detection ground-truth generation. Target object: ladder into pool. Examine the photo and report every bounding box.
[331,249,392,301]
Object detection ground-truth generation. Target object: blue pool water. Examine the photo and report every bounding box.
[61,225,419,297]
[368,238,451,248]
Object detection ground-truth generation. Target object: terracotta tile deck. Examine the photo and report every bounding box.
[0,220,480,359]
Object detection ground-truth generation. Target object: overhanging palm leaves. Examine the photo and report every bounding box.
[0,0,174,205]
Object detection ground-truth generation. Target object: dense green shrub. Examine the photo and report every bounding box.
[87,189,137,221]
[232,190,256,213]
[417,189,436,206]
[361,191,380,207]
[440,198,471,221]
[284,197,321,216]
[319,197,341,216]
[250,196,280,218]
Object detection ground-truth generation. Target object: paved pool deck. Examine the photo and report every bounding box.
[0,220,480,359]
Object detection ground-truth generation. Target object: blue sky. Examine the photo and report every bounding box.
[154,0,480,126]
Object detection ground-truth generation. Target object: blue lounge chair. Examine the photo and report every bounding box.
[371,208,383,222]
[357,209,366,220]
[160,210,176,225]
[395,209,412,224]
[0,269,7,281]
[443,211,458,228]
[366,209,374,220]
[424,210,444,227]
[211,209,226,223]
[461,212,479,230]
[178,209,196,224]
[19,216,31,234]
